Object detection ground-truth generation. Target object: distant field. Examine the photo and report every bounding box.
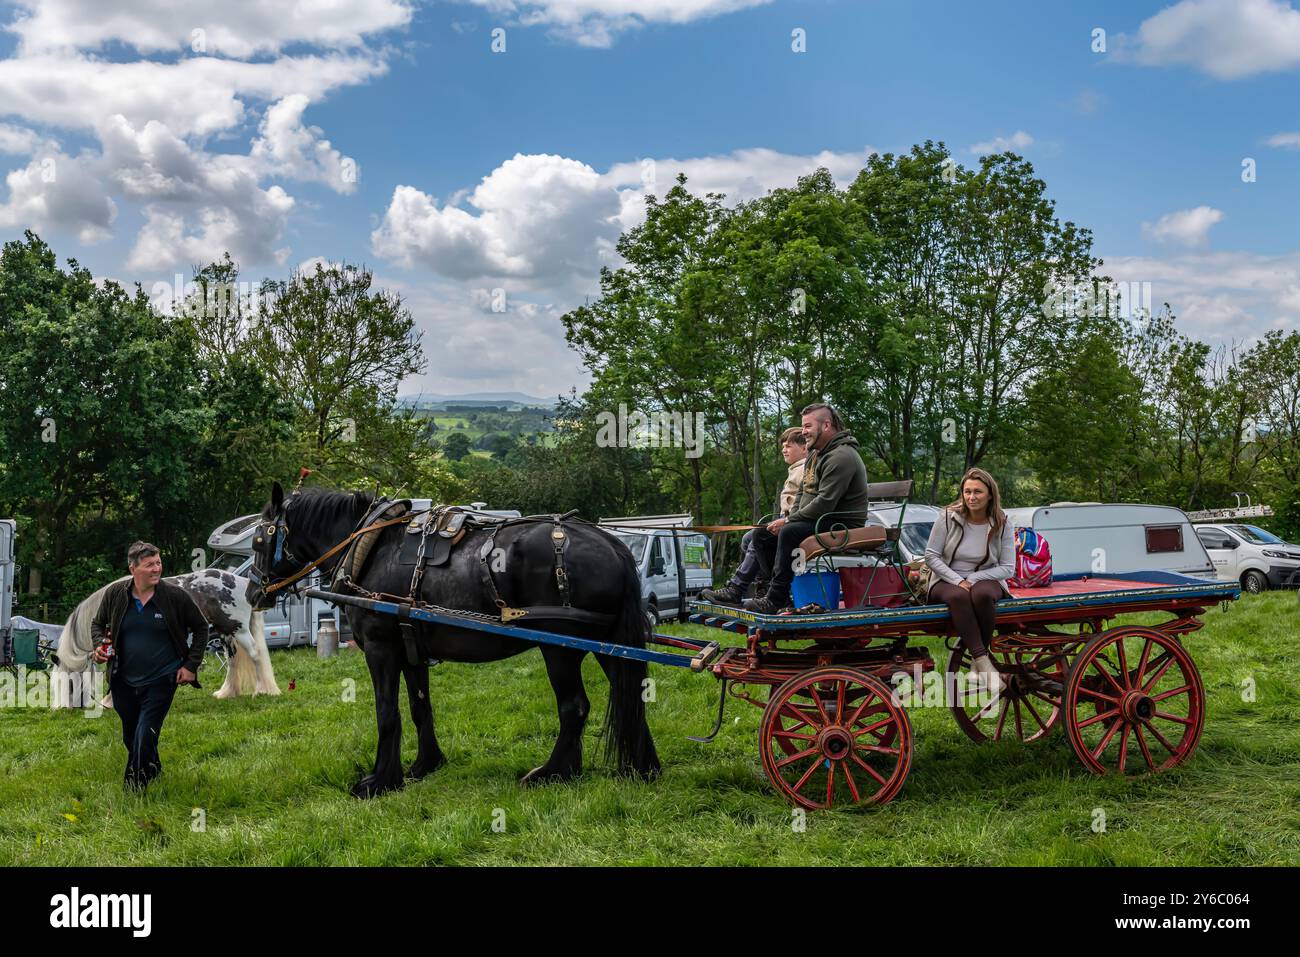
[1,592,1296,865]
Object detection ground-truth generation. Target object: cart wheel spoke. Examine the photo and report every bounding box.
[1090,656,1127,696]
[775,746,819,769]
[1141,718,1181,755]
[849,749,888,787]
[791,755,823,795]
[1020,694,1049,733]
[1076,707,1120,729]
[1135,724,1156,770]
[772,729,816,741]
[1090,717,1123,760]
[852,717,893,738]
[1140,652,1176,693]
[840,762,861,803]
[1135,637,1154,687]
[1074,683,1119,705]
[1150,684,1193,703]
[1116,724,1131,773]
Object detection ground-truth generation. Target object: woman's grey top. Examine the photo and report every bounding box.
[923,507,1016,599]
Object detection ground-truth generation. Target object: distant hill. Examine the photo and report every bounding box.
[398,391,559,410]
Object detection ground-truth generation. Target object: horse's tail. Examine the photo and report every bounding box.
[600,543,660,777]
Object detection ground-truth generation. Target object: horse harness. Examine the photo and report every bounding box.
[329,499,617,665]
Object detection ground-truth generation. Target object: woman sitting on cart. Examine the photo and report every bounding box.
[924,467,1014,696]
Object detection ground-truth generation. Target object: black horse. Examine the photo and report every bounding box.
[245,482,659,797]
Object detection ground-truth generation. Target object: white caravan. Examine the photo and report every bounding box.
[850,501,1217,581]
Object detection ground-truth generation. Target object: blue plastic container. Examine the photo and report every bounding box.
[791,571,841,609]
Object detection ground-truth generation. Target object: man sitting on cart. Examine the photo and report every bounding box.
[744,402,869,614]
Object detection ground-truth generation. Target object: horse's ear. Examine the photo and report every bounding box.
[271,481,285,512]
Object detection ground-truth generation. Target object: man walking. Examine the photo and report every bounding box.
[92,542,208,790]
[745,403,869,613]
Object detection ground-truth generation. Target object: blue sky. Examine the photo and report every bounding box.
[1,0,1298,397]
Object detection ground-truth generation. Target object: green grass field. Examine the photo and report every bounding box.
[2,591,1297,866]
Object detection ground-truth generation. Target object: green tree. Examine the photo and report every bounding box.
[442,431,472,461]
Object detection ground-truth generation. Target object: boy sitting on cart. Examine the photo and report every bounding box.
[700,426,807,606]
[743,403,869,614]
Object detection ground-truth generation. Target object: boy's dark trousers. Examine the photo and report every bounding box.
[750,519,816,595]
[110,668,178,789]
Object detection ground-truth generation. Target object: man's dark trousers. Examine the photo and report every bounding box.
[110,668,178,788]
[750,519,816,596]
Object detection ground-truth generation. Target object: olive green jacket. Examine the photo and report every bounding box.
[786,431,869,526]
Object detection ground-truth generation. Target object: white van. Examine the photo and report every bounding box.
[1192,523,1300,593]
[598,515,712,625]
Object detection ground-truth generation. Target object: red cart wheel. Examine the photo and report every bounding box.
[946,643,1067,743]
[768,680,898,755]
[1064,627,1204,775]
[759,667,912,810]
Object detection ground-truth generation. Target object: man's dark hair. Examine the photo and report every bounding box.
[801,402,843,432]
[127,541,161,567]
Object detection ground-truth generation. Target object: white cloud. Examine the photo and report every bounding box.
[7,0,413,57]
[0,123,42,155]
[1265,131,1300,149]
[373,146,876,289]
[461,0,773,47]
[250,94,357,193]
[968,131,1034,155]
[376,273,585,396]
[1141,206,1224,247]
[1119,0,1300,79]
[0,3,404,269]
[372,153,623,286]
[1106,250,1300,343]
[0,150,117,243]
[0,52,389,140]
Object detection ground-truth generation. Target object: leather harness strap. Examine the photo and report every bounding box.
[263,512,412,596]
[551,516,570,607]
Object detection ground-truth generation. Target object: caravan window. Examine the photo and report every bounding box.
[1145,525,1183,553]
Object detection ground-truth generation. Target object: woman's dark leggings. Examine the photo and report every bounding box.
[930,579,1003,658]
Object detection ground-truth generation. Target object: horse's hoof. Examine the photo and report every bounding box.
[351,773,401,799]
[520,764,578,786]
[406,753,447,780]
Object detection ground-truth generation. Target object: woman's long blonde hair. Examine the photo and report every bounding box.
[947,467,1006,532]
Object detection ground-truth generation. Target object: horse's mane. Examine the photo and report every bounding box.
[272,487,375,528]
